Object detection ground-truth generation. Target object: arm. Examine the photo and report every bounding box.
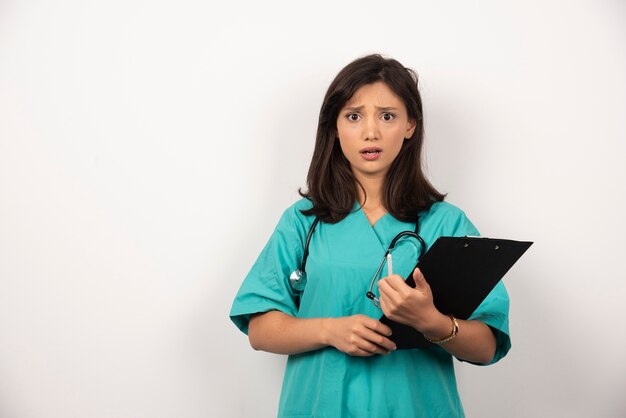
[421,315,496,364]
[378,268,496,364]
[248,311,398,357]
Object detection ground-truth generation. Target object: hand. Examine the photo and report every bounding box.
[322,315,396,357]
[377,267,441,332]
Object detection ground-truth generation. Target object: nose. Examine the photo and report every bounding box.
[364,116,380,141]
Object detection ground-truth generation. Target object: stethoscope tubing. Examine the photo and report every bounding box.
[366,229,425,307]
[292,215,426,306]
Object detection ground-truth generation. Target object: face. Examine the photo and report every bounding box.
[336,81,416,184]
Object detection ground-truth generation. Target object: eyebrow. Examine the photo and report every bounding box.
[342,106,400,112]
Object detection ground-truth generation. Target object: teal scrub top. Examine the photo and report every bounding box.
[230,199,511,418]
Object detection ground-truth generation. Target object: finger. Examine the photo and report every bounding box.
[354,317,394,343]
[359,335,394,354]
[378,276,400,293]
[378,294,388,317]
[378,291,401,319]
[347,328,379,356]
[357,327,397,352]
[363,316,391,337]
[360,315,393,337]
[378,278,402,304]
[412,268,429,290]
[350,332,385,355]
[383,275,409,292]
[349,346,378,357]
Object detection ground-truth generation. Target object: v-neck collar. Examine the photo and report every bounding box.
[352,202,418,249]
[353,202,390,249]
[353,202,389,225]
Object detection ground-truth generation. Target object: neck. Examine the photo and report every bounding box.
[356,174,385,211]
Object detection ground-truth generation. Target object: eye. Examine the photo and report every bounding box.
[347,113,361,122]
[381,113,395,121]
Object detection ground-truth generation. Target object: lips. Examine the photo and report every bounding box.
[359,147,382,155]
[359,147,382,161]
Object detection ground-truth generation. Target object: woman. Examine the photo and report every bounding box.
[230,54,510,417]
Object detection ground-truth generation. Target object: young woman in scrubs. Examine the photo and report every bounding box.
[230,54,511,417]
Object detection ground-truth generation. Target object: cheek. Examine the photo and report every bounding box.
[387,137,408,162]
[337,128,359,149]
[388,128,407,149]
[336,138,353,161]
[390,143,404,160]
[336,122,355,140]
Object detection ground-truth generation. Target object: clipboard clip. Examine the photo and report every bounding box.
[463,236,501,250]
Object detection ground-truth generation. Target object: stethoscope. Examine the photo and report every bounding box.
[289,215,426,308]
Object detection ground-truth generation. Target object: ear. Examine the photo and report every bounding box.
[404,119,417,140]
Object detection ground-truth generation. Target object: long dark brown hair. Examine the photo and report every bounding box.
[299,54,445,223]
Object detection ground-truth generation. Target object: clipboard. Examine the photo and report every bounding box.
[379,236,533,349]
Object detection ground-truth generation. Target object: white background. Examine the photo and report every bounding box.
[1,1,625,417]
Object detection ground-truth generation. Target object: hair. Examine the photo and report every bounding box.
[299,54,445,223]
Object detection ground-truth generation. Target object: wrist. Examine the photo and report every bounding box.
[424,314,459,344]
[319,317,331,347]
[421,310,451,339]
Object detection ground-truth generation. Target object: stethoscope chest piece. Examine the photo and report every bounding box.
[289,217,320,293]
[290,269,307,292]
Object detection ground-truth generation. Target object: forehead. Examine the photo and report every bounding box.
[344,81,405,109]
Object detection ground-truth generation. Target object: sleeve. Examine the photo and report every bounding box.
[449,208,512,365]
[229,206,305,335]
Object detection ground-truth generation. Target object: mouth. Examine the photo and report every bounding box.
[359,147,382,155]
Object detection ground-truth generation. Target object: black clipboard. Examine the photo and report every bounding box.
[379,236,533,349]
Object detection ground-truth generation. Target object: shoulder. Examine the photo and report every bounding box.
[287,197,315,214]
[275,198,317,235]
[421,201,466,221]
[420,201,480,236]
[280,198,315,222]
